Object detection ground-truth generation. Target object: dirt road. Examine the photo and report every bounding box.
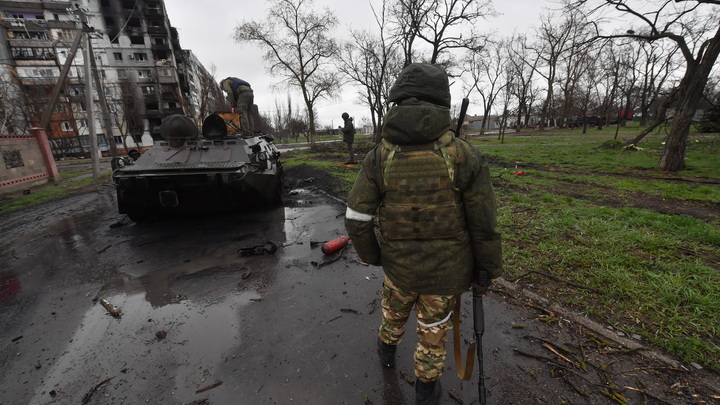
[0,168,718,404]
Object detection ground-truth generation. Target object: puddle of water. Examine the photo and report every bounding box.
[28,289,258,404]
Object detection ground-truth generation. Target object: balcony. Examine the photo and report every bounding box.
[145,8,165,16]
[164,107,184,116]
[151,43,171,51]
[147,27,167,36]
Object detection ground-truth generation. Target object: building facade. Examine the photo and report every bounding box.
[0,0,222,157]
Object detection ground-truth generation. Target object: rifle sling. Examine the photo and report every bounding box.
[453,295,475,380]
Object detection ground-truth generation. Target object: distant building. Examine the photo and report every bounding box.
[0,0,222,158]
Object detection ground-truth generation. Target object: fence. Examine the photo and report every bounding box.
[0,128,59,195]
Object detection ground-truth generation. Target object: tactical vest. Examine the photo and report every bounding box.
[379,131,466,240]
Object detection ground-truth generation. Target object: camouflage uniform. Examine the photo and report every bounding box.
[341,113,356,163]
[344,63,502,385]
[220,77,254,134]
[380,276,456,381]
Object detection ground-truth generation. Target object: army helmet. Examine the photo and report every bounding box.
[388,63,451,108]
[342,112,349,120]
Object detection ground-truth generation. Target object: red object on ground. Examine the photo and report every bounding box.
[511,171,525,175]
[322,236,350,255]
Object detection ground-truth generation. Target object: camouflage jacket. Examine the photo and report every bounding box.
[344,102,502,295]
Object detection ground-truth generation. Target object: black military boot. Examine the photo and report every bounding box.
[377,338,396,368]
[415,378,441,405]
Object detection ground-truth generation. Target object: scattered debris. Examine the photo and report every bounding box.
[354,260,369,266]
[99,298,121,318]
[449,390,464,404]
[109,218,127,229]
[327,315,342,323]
[11,335,23,342]
[238,241,278,256]
[97,245,111,254]
[181,399,209,405]
[511,171,526,175]
[340,308,359,314]
[195,380,222,394]
[310,240,326,248]
[81,376,114,404]
[155,330,167,340]
[314,247,346,268]
[399,370,415,385]
[35,362,41,369]
[513,270,600,292]
[366,299,378,315]
[363,394,373,404]
[241,271,252,280]
[622,143,644,151]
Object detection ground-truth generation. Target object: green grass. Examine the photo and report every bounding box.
[0,173,110,215]
[281,129,720,370]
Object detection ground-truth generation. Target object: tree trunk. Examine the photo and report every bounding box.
[658,112,691,171]
[625,98,670,146]
[659,25,720,171]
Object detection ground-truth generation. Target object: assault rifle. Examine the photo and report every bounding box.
[474,271,489,404]
[456,97,470,137]
[453,270,488,404]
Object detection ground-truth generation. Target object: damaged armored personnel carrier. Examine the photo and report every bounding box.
[111,113,283,221]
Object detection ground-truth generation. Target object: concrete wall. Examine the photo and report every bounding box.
[0,129,59,195]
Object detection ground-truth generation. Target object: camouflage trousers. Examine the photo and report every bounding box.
[378,275,456,382]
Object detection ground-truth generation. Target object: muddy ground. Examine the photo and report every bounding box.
[0,159,719,405]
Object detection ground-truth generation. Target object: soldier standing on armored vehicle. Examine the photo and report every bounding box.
[220,77,255,135]
[344,63,502,405]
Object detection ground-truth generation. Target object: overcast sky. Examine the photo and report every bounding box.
[165,0,549,128]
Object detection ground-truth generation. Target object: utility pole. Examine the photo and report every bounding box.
[83,27,100,178]
[88,41,119,157]
[40,4,119,179]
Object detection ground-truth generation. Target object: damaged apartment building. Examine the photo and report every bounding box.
[0,0,224,157]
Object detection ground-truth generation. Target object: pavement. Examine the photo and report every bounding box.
[0,153,718,405]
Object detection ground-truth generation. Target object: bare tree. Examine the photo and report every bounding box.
[340,1,403,141]
[196,64,224,126]
[575,42,605,133]
[462,40,509,134]
[233,0,340,145]
[507,34,541,131]
[0,74,25,135]
[108,78,143,151]
[532,10,588,131]
[390,0,494,66]
[580,0,720,171]
[635,41,678,126]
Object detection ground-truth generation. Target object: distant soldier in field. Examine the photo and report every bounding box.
[339,112,356,164]
[220,77,254,134]
[344,63,502,405]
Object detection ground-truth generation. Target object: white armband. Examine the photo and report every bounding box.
[346,207,374,222]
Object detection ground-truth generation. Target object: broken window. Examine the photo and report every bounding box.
[113,52,123,61]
